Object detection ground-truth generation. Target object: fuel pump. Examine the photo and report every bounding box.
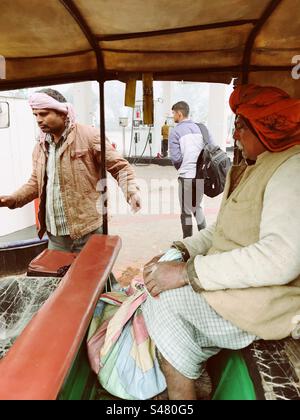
[127,98,165,161]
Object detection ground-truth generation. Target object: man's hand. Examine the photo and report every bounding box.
[144,254,164,269]
[0,196,16,209]
[143,261,189,297]
[129,192,141,213]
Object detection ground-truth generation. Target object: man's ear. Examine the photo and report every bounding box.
[57,111,67,124]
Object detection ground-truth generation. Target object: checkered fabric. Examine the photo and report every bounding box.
[142,286,256,379]
[45,128,70,236]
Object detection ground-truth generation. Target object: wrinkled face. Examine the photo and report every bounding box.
[32,109,66,135]
[233,115,267,161]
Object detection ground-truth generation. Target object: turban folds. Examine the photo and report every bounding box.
[29,92,76,123]
[229,85,300,152]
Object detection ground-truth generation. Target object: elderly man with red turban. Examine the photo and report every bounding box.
[0,88,141,251]
[141,85,300,400]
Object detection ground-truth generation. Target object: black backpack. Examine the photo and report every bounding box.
[195,123,231,197]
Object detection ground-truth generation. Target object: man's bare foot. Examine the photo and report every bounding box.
[152,367,212,400]
[194,369,212,400]
[152,389,169,400]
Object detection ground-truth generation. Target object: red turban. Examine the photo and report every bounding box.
[229,85,300,152]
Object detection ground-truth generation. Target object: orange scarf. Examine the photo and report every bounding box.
[229,85,300,152]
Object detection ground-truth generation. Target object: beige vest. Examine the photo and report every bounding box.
[203,146,300,340]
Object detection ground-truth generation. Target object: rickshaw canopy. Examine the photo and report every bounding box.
[0,0,299,96]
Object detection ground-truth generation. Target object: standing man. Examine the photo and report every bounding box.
[169,101,206,238]
[0,89,141,252]
[161,120,170,157]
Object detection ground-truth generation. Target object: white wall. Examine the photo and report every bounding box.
[207,83,234,150]
[0,97,36,236]
[71,81,95,126]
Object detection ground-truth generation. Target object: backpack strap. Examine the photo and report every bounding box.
[196,122,211,146]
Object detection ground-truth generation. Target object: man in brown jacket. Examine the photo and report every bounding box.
[0,89,141,252]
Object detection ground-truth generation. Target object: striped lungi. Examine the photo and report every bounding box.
[142,285,256,379]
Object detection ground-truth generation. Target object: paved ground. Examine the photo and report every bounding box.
[0,164,222,284]
[108,164,222,284]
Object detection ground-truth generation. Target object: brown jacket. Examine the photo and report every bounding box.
[11,124,139,239]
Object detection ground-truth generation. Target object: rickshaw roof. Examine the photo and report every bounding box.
[0,0,299,96]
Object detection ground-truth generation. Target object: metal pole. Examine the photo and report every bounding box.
[99,79,108,234]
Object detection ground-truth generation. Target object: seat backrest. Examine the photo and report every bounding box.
[0,234,121,400]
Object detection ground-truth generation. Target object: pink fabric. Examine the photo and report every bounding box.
[132,313,149,345]
[87,319,111,374]
[111,292,147,343]
[29,92,76,124]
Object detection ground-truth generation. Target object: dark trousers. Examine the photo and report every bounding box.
[47,227,103,252]
[47,226,117,290]
[178,177,206,238]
